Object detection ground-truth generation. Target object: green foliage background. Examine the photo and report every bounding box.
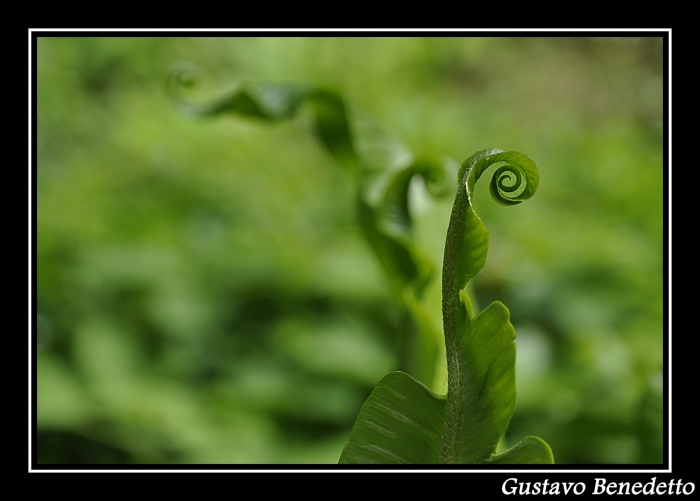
[35,36,664,464]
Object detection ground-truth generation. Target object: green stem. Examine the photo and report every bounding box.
[439,174,483,463]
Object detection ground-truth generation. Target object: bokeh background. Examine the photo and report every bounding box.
[35,36,665,464]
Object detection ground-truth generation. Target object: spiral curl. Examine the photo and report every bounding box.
[490,163,525,206]
[460,149,539,208]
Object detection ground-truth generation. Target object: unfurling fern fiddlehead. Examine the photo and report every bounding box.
[338,149,551,464]
[439,149,541,464]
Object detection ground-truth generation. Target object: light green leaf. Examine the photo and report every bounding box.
[339,371,446,464]
[489,437,555,464]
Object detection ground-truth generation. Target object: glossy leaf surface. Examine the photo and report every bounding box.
[338,371,445,464]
